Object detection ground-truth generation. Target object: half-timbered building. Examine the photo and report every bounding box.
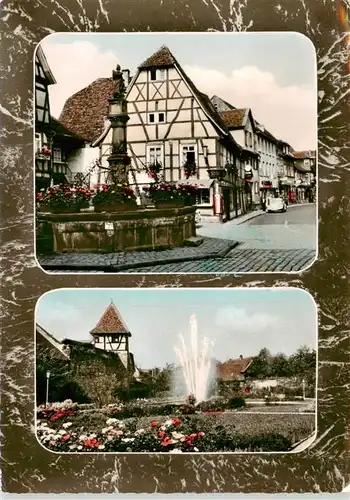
[93,46,244,220]
[35,46,56,191]
[35,47,91,191]
[89,301,136,374]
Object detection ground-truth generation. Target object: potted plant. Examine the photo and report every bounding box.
[183,159,197,179]
[92,184,137,212]
[36,185,92,213]
[178,183,201,206]
[146,182,185,209]
[145,161,163,183]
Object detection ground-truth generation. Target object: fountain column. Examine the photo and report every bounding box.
[106,65,131,185]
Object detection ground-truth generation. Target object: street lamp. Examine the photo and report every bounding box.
[302,378,306,400]
[46,370,51,407]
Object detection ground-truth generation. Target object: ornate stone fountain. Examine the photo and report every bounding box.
[36,65,197,254]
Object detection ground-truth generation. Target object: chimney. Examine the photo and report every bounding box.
[239,354,243,360]
[122,69,131,86]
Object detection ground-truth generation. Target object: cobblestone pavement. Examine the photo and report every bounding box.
[121,248,316,273]
[38,236,238,272]
[39,246,315,274]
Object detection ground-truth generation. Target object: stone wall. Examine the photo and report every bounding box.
[36,207,196,253]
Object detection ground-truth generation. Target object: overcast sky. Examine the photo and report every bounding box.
[36,288,317,370]
[40,32,317,151]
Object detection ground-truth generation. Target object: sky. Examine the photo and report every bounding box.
[40,32,317,151]
[36,288,317,370]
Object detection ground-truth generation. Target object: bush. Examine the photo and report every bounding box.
[227,397,246,409]
[114,383,153,402]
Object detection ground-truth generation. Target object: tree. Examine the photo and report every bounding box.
[36,353,89,405]
[245,348,272,379]
[289,346,316,385]
[270,353,292,377]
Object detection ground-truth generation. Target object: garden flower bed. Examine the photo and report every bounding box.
[36,401,315,453]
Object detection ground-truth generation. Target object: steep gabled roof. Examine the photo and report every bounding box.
[138,45,176,68]
[216,356,254,380]
[59,77,116,143]
[219,109,247,129]
[211,95,236,110]
[36,324,69,359]
[36,45,56,85]
[90,302,131,336]
[126,45,239,145]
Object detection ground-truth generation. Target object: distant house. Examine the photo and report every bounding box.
[276,140,296,200]
[216,355,254,381]
[255,122,279,202]
[292,150,316,202]
[218,106,260,208]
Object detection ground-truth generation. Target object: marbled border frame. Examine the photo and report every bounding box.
[1,0,349,493]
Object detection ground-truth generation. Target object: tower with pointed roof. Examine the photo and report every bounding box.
[90,301,132,369]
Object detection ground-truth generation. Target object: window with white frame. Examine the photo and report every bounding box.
[147,144,163,165]
[181,144,196,164]
[149,68,166,81]
[148,112,166,124]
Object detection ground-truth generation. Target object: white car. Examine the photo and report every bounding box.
[266,197,287,213]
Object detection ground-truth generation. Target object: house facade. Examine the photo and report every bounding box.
[54,45,317,216]
[35,47,95,191]
[93,46,245,221]
[277,140,296,201]
[216,104,261,208]
[255,123,279,203]
[292,151,316,202]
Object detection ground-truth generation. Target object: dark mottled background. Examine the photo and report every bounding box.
[1,0,349,494]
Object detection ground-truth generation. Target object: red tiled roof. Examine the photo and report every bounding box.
[219,109,247,128]
[90,303,131,336]
[216,356,254,381]
[59,77,116,143]
[139,45,176,68]
[292,150,316,159]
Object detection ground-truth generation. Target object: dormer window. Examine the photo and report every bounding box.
[150,69,166,81]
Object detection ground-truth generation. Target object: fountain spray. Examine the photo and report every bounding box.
[174,314,213,402]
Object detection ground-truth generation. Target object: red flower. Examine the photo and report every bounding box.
[151,420,158,428]
[158,431,166,439]
[172,418,181,426]
[83,438,100,448]
[61,434,71,442]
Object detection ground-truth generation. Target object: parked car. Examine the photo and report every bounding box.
[266,197,287,213]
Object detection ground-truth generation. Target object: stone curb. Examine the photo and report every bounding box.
[40,239,239,272]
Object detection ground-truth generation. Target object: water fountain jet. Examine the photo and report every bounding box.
[174,314,213,403]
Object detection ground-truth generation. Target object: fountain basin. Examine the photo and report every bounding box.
[36,206,196,253]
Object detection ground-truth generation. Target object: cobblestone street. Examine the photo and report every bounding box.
[39,205,317,274]
[118,248,315,273]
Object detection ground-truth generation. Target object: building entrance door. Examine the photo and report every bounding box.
[223,189,231,221]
